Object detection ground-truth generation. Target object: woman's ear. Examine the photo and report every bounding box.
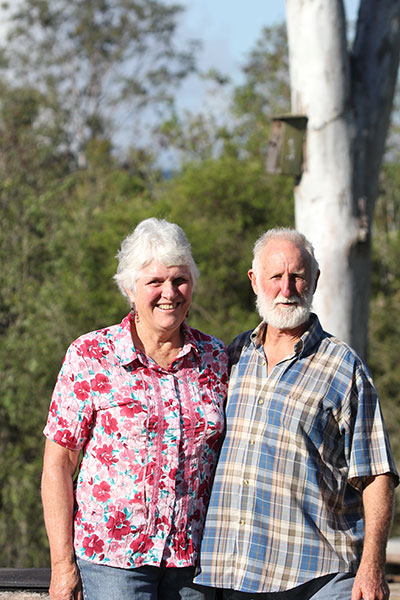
[124,287,135,304]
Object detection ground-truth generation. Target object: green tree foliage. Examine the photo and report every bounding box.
[368,160,400,533]
[0,84,75,566]
[0,0,198,160]
[232,23,290,156]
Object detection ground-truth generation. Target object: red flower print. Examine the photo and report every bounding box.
[168,467,177,481]
[92,481,111,502]
[106,511,131,540]
[43,322,229,569]
[198,371,212,387]
[195,417,206,434]
[172,532,190,560]
[73,380,90,401]
[95,444,118,467]
[120,401,143,418]
[129,533,154,554]
[101,411,118,435]
[53,429,78,448]
[82,534,104,557]
[130,379,144,392]
[155,515,170,530]
[206,431,223,451]
[147,414,158,433]
[80,415,92,439]
[78,339,107,361]
[201,393,212,405]
[91,373,112,394]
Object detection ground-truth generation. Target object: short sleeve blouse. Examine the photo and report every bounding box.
[44,314,229,569]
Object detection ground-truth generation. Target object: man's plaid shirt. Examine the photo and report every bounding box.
[195,314,398,593]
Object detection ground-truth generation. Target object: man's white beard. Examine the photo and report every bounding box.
[256,289,313,330]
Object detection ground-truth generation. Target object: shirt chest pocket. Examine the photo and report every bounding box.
[280,388,342,449]
[92,372,150,445]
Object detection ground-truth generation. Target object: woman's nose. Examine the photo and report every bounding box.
[161,281,175,299]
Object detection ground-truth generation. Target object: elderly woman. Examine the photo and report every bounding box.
[41,218,228,600]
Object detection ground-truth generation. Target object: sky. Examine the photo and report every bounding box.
[0,1,362,115]
[175,0,361,113]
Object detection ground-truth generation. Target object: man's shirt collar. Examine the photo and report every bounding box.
[250,313,323,357]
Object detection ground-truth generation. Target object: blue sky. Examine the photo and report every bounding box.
[179,1,360,75]
[176,0,361,112]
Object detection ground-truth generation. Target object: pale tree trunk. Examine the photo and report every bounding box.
[285,0,400,357]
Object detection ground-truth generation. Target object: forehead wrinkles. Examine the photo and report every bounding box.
[261,241,309,274]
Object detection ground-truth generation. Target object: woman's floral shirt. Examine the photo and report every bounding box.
[44,314,228,569]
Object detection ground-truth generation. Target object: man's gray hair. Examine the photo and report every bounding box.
[252,227,319,284]
[114,218,199,299]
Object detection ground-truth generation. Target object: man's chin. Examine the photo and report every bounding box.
[260,308,311,330]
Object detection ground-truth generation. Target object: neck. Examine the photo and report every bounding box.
[131,317,184,368]
[262,320,308,375]
[264,320,308,347]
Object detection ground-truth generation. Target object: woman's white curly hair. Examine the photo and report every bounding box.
[114,217,199,299]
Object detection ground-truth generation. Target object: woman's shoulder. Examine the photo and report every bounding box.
[186,325,227,353]
[66,315,130,359]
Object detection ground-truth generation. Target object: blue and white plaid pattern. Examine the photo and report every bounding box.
[195,315,398,593]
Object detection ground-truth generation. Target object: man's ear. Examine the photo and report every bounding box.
[313,270,320,294]
[248,269,258,295]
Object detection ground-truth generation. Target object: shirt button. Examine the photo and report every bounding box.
[261,360,266,366]
[258,399,264,405]
[239,519,246,526]
[249,440,255,445]
[243,480,249,486]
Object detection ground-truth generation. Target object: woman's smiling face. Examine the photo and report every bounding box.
[126,260,193,338]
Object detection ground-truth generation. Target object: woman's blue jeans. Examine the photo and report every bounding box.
[77,558,216,600]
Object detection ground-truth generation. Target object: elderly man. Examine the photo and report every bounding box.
[195,228,398,600]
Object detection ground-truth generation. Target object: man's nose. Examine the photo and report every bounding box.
[280,275,292,297]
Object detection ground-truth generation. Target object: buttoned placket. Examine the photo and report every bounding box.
[138,345,198,542]
[236,345,299,561]
[235,345,267,544]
